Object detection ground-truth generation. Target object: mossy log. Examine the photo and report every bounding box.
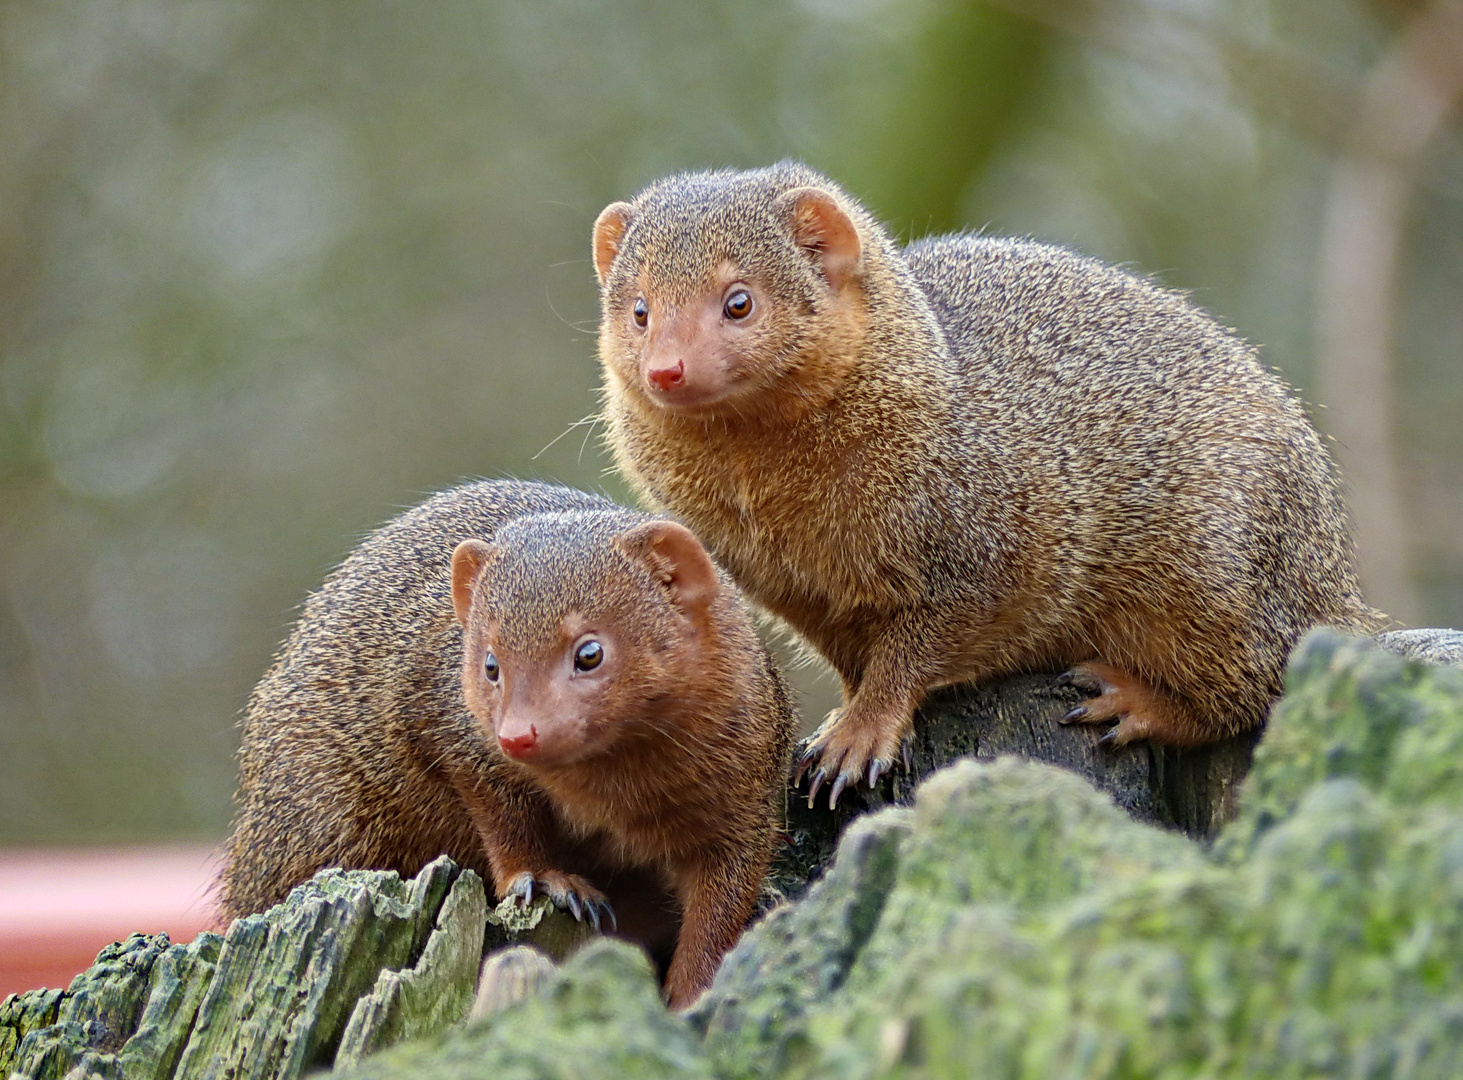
[341,629,1463,1080]
[6,628,1463,1080]
[0,858,584,1080]
[766,669,1259,904]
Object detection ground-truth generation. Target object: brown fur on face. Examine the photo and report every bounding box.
[221,480,796,1010]
[594,179,872,426]
[592,161,1386,806]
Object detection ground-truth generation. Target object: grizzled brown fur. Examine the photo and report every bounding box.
[221,479,795,1008]
[591,161,1385,807]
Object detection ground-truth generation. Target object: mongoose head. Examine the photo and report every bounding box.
[450,511,722,770]
[592,161,874,416]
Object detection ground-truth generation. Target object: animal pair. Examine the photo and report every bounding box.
[225,159,1383,1008]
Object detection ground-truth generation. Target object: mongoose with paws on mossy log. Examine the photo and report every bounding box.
[590,161,1386,809]
[221,479,795,1008]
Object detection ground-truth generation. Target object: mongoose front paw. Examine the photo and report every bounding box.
[503,870,617,932]
[1057,661,1173,747]
[794,707,910,810]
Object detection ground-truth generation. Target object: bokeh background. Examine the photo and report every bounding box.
[3,0,1461,850]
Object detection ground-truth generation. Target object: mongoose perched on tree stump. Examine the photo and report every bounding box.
[222,479,795,1008]
[591,161,1387,808]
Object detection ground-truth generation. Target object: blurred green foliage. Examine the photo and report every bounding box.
[0,0,1459,843]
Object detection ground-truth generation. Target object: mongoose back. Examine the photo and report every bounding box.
[590,161,1385,807]
[221,479,796,1008]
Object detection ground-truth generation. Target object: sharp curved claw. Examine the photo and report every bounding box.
[828,772,850,809]
[603,903,618,933]
[902,737,913,773]
[566,891,583,922]
[793,745,819,786]
[867,760,884,788]
[505,872,533,906]
[1054,670,1074,688]
[585,900,601,932]
[806,767,828,808]
[521,878,534,907]
[1096,726,1119,748]
[1061,705,1089,725]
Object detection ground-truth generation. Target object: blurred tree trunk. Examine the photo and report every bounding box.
[1315,1,1463,626]
[835,2,1052,235]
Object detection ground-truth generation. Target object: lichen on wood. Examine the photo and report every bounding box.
[331,629,1463,1080]
[1,856,498,1080]
[333,867,488,1069]
[10,628,1463,1080]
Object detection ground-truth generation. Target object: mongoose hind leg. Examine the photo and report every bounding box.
[1057,661,1216,748]
[503,869,616,931]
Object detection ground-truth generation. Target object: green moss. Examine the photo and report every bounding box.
[693,810,912,1079]
[336,940,711,1080]
[706,631,1463,1080]
[1218,630,1463,860]
[15,630,1463,1080]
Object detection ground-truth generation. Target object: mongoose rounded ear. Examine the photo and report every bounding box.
[450,539,498,627]
[592,202,636,285]
[781,186,862,292]
[617,520,719,615]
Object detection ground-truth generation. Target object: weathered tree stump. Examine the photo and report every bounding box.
[0,858,582,1080]
[333,630,1463,1080]
[765,628,1463,900]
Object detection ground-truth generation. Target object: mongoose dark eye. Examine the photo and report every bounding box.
[632,297,649,329]
[574,639,604,672]
[483,652,500,683]
[723,289,753,320]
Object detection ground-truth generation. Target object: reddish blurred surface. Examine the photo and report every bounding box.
[0,845,222,998]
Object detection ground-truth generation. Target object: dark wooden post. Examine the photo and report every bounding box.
[767,671,1258,900]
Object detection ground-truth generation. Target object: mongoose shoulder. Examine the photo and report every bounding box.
[590,161,1385,808]
[221,478,796,1008]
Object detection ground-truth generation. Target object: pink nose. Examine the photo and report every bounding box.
[498,726,538,758]
[646,360,685,392]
